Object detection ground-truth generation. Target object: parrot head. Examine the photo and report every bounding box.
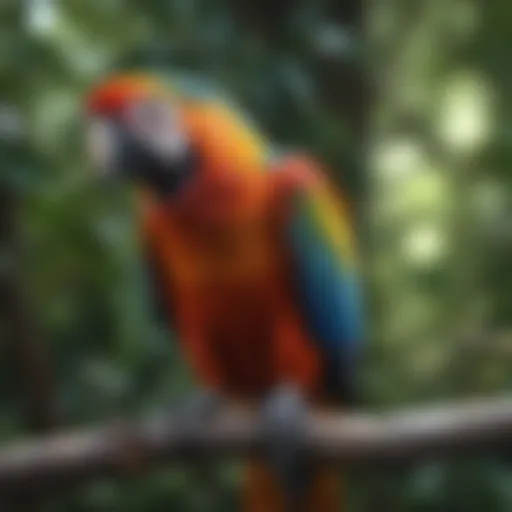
[85,73,196,195]
[85,71,272,219]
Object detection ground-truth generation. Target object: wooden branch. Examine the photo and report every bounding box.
[1,396,512,491]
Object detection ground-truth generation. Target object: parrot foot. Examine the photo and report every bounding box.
[261,384,311,512]
[169,390,224,451]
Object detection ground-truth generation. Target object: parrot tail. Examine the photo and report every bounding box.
[242,460,343,512]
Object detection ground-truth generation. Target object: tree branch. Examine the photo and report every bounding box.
[1,396,512,491]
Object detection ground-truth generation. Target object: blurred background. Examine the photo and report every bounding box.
[0,0,511,510]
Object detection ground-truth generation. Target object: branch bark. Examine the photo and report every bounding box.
[1,396,512,491]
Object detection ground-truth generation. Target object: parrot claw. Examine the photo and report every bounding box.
[169,390,224,449]
[261,384,311,511]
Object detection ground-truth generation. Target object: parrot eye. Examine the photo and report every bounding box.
[125,99,189,164]
[86,118,119,177]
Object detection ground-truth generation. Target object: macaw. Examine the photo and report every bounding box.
[85,71,364,512]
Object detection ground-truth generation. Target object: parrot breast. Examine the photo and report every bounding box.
[140,174,322,399]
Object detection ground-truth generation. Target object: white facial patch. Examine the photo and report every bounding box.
[126,99,189,166]
[86,118,118,177]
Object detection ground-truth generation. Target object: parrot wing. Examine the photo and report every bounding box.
[280,156,365,404]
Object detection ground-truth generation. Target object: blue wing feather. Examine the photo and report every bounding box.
[285,173,364,403]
